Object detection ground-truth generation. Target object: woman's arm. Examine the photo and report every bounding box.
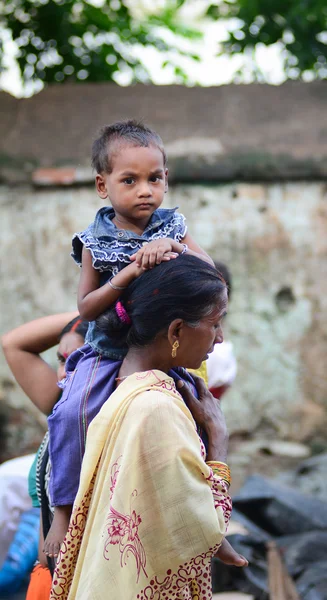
[139,390,231,546]
[77,247,142,321]
[177,377,248,567]
[1,312,78,415]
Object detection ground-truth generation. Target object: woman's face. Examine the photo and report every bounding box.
[57,332,85,381]
[177,289,228,370]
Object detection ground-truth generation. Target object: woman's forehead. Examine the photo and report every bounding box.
[59,331,84,354]
[206,292,228,320]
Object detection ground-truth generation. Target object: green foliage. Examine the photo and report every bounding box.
[207,0,327,79]
[3,0,326,87]
[0,0,201,85]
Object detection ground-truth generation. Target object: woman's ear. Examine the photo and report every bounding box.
[164,168,169,193]
[95,174,109,199]
[167,319,183,346]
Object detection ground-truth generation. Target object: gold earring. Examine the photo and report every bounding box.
[171,340,179,358]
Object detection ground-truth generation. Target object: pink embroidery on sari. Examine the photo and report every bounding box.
[135,371,178,394]
[199,438,206,460]
[153,379,178,393]
[104,489,147,582]
[135,370,161,382]
[137,544,221,599]
[205,468,232,526]
[212,487,232,525]
[50,473,96,599]
[109,455,122,500]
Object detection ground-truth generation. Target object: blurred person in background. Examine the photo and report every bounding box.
[0,454,37,596]
[207,262,237,400]
[1,313,88,599]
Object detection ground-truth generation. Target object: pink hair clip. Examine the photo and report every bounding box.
[115,301,132,325]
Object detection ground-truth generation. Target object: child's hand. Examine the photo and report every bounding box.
[131,240,178,270]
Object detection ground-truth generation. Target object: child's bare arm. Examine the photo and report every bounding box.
[131,235,214,270]
[44,505,72,558]
[78,247,142,321]
[176,232,214,266]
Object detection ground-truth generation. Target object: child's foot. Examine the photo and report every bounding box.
[215,538,248,567]
[43,505,72,558]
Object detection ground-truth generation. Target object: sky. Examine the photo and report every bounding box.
[0,0,287,97]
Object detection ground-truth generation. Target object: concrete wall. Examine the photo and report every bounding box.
[1,180,326,456]
[2,81,327,183]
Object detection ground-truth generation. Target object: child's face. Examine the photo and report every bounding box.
[95,144,168,223]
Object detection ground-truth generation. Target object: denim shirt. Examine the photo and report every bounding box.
[72,206,187,358]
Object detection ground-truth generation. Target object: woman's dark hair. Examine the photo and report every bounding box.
[214,261,232,300]
[96,255,226,349]
[59,316,88,341]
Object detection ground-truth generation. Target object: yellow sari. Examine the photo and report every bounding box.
[51,370,231,600]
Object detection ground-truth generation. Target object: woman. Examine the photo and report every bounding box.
[51,255,241,600]
[1,313,88,598]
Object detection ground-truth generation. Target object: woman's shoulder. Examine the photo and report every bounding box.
[125,385,199,452]
[120,370,195,412]
[129,377,191,424]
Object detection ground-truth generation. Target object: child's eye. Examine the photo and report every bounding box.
[149,175,161,183]
[123,177,135,185]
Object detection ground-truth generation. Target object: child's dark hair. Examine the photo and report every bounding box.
[96,255,226,349]
[59,316,88,341]
[214,261,232,300]
[92,119,167,174]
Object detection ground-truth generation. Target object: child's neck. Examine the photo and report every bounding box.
[113,212,151,235]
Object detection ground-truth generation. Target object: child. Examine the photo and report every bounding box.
[45,120,214,558]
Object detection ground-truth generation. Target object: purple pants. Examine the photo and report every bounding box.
[48,344,121,505]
